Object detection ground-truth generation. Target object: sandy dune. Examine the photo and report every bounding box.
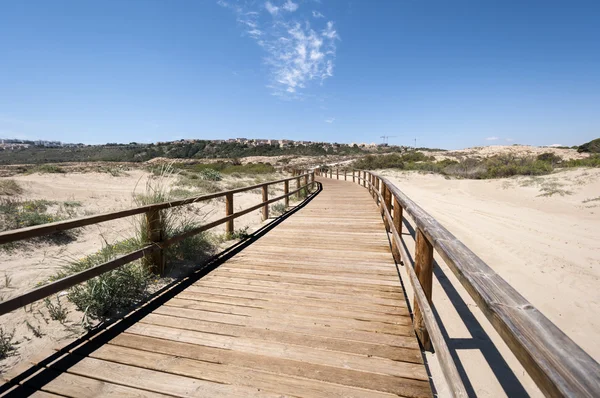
[380,167,600,397]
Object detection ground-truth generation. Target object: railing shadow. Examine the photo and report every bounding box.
[0,183,322,397]
[400,218,530,398]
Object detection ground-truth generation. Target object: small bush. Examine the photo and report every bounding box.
[27,164,65,174]
[563,155,600,168]
[577,138,600,153]
[537,152,562,164]
[44,296,69,323]
[0,198,78,248]
[0,179,23,196]
[25,321,43,338]
[0,328,16,359]
[271,202,287,216]
[226,226,250,240]
[67,261,151,324]
[199,168,222,181]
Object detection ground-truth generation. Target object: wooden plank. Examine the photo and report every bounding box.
[143,209,164,275]
[159,301,412,333]
[124,323,429,381]
[90,344,400,398]
[181,284,405,311]
[165,296,410,323]
[22,370,171,398]
[110,333,431,398]
[225,192,233,234]
[413,228,434,351]
[51,357,283,398]
[140,311,421,357]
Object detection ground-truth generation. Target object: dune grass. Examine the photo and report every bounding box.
[0,179,23,196]
[50,163,216,326]
[354,152,600,179]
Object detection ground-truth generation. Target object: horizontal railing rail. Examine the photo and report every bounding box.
[0,170,316,317]
[316,167,600,398]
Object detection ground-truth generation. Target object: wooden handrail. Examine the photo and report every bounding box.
[0,173,312,245]
[0,170,316,316]
[318,167,600,397]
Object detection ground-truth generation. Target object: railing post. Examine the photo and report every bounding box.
[363,171,366,187]
[413,228,434,351]
[382,184,391,232]
[336,168,339,180]
[344,170,347,181]
[296,176,301,199]
[144,209,164,275]
[262,184,269,221]
[352,170,355,183]
[284,180,289,208]
[303,173,308,192]
[329,169,332,178]
[391,196,403,263]
[225,192,234,235]
[311,171,315,190]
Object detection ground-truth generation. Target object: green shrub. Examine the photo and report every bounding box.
[0,328,16,359]
[0,198,78,248]
[199,168,222,181]
[563,155,600,168]
[44,295,69,323]
[271,202,287,216]
[27,164,65,174]
[577,138,600,153]
[67,261,151,324]
[537,152,562,164]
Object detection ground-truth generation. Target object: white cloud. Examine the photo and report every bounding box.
[312,11,324,18]
[486,136,499,141]
[282,0,299,12]
[220,1,338,97]
[549,144,563,147]
[265,1,279,15]
[322,21,338,39]
[325,117,335,123]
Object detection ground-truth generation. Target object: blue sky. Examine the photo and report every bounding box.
[1,0,599,149]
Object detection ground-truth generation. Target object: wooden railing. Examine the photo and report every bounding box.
[0,171,315,317]
[316,167,600,398]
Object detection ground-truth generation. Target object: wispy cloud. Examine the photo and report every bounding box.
[486,136,499,141]
[282,0,299,12]
[219,1,339,97]
[325,117,335,123]
[505,138,514,142]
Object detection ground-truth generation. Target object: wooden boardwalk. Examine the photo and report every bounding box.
[3,177,432,398]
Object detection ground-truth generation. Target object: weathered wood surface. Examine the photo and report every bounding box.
[3,177,432,398]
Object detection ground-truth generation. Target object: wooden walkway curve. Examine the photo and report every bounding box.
[2,178,432,398]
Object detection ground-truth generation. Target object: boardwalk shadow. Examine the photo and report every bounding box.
[399,218,530,398]
[0,183,323,397]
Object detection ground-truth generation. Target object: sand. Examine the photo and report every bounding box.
[379,167,600,397]
[424,144,590,161]
[0,170,286,374]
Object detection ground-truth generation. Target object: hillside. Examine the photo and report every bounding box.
[0,140,397,165]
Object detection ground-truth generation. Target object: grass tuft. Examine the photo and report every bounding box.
[0,179,23,196]
[44,295,69,323]
[0,328,16,359]
[270,202,287,216]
